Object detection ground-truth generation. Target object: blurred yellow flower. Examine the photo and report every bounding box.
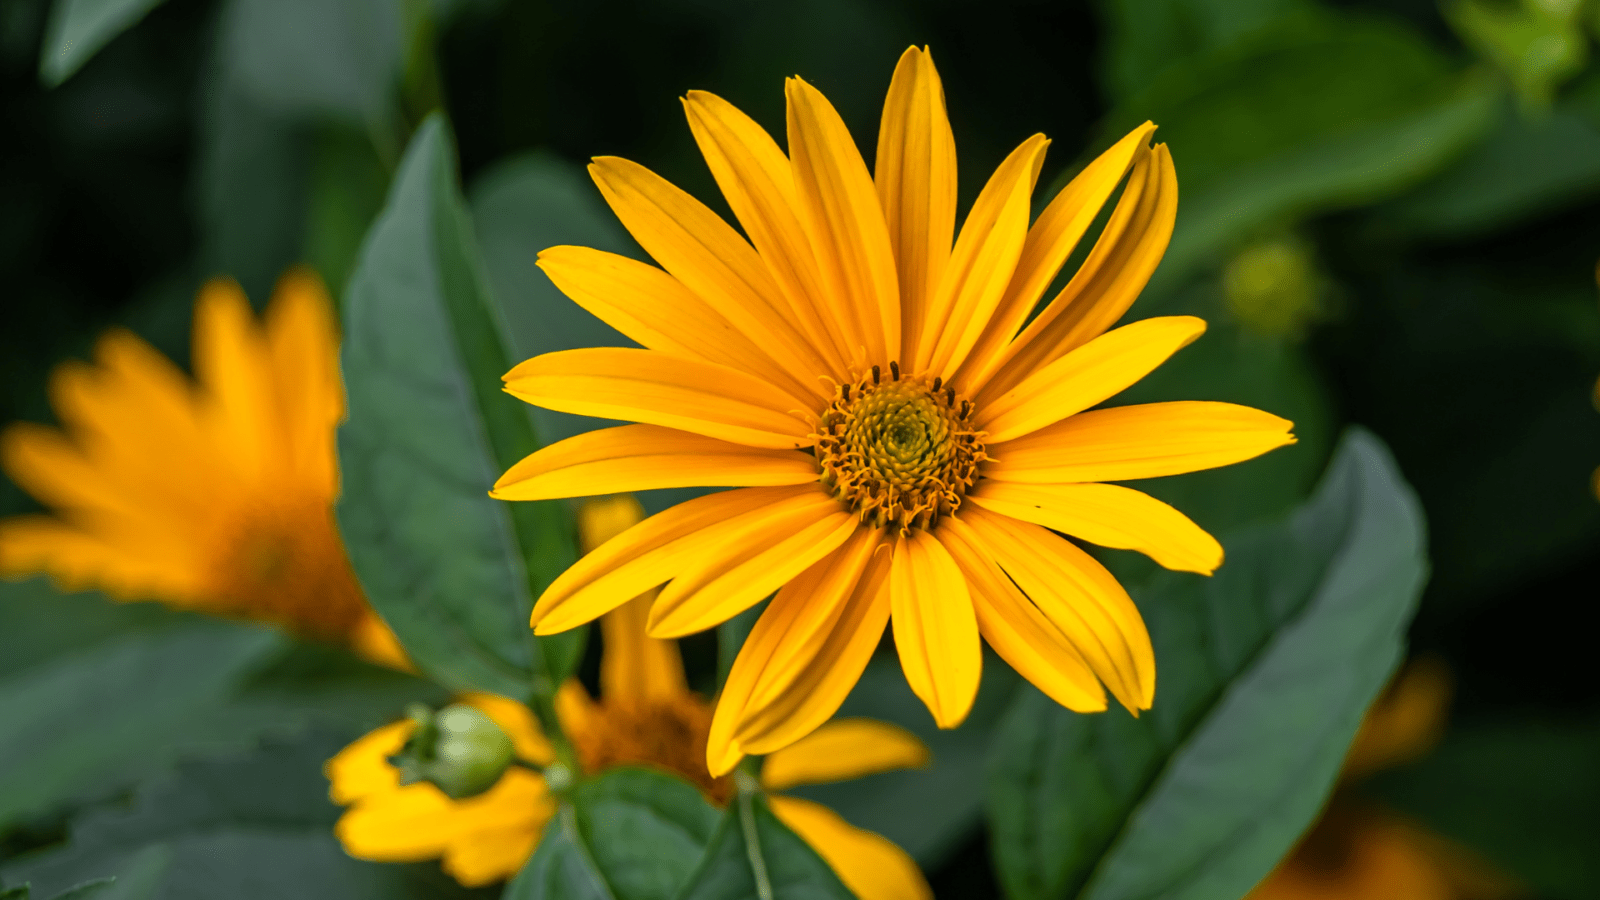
[493,44,1295,775]
[1247,661,1519,900]
[0,269,402,665]
[327,496,933,898]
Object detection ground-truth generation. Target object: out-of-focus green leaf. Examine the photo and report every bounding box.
[301,125,391,301]
[987,429,1428,900]
[0,879,120,900]
[0,731,494,899]
[338,114,582,701]
[1107,11,1499,292]
[0,619,281,830]
[1445,0,1589,110]
[1095,0,1310,100]
[673,792,853,900]
[507,768,723,900]
[790,653,1019,868]
[1373,99,1600,240]
[1376,716,1600,897]
[37,0,167,86]
[218,0,403,124]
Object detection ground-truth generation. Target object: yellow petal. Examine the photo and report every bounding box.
[335,784,460,861]
[326,720,413,805]
[492,424,819,501]
[889,530,981,729]
[969,481,1223,574]
[982,401,1297,484]
[919,134,1048,379]
[192,278,276,481]
[600,590,689,713]
[348,612,413,672]
[979,143,1178,402]
[535,246,818,397]
[768,796,932,900]
[760,718,928,791]
[648,503,858,639]
[588,156,831,402]
[263,266,342,498]
[0,514,200,601]
[442,820,546,888]
[503,348,814,451]
[936,517,1107,713]
[961,506,1154,712]
[954,123,1158,394]
[977,316,1206,444]
[532,485,825,634]
[876,46,957,365]
[683,91,848,375]
[706,528,883,776]
[787,76,900,366]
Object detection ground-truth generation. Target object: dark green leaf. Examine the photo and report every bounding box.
[0,621,281,829]
[507,767,722,900]
[1096,0,1311,100]
[218,0,403,123]
[43,878,115,900]
[1375,715,1600,898]
[37,0,168,86]
[1,730,495,900]
[338,114,581,701]
[987,429,1429,900]
[673,791,852,900]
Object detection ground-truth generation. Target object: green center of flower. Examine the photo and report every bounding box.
[814,363,985,534]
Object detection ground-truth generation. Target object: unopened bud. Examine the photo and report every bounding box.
[391,702,515,799]
[1223,236,1322,339]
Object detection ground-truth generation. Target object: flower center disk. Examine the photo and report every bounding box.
[814,365,985,534]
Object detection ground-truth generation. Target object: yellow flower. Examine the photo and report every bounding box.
[0,269,403,666]
[1247,661,1519,900]
[328,496,933,898]
[491,45,1296,774]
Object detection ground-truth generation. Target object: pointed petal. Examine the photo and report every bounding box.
[706,528,883,776]
[600,591,689,713]
[876,46,957,365]
[760,718,928,791]
[683,90,849,375]
[936,517,1106,713]
[193,277,276,480]
[768,796,933,900]
[983,401,1297,484]
[979,143,1178,402]
[588,156,833,400]
[648,504,857,639]
[532,485,823,634]
[326,721,413,804]
[889,530,981,729]
[961,506,1154,711]
[978,316,1206,444]
[919,134,1048,379]
[504,348,814,450]
[969,481,1223,574]
[954,123,1158,394]
[263,266,343,497]
[493,424,819,501]
[787,76,900,366]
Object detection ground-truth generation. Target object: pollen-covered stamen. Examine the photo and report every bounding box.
[812,368,987,534]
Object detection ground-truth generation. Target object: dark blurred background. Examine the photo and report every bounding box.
[3,0,1598,896]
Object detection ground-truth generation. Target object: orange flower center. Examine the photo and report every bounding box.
[210,500,371,644]
[813,363,986,534]
[566,693,734,804]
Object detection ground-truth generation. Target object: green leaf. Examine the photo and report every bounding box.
[37,0,168,86]
[673,791,852,900]
[218,0,403,123]
[338,114,581,701]
[507,768,723,900]
[1,731,494,899]
[1095,0,1312,100]
[0,620,282,829]
[1105,11,1499,292]
[44,879,117,900]
[986,428,1429,900]
[1375,715,1600,898]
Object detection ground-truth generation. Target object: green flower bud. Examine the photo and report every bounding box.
[1223,236,1322,339]
[391,702,516,799]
